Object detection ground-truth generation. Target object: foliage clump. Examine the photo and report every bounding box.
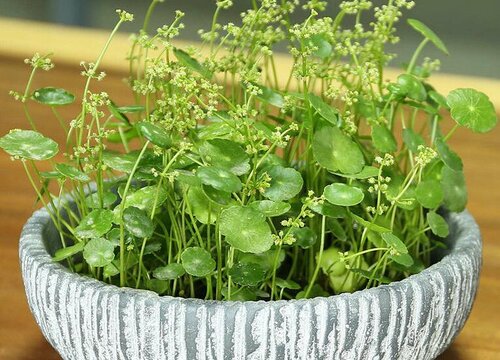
[1,1,497,301]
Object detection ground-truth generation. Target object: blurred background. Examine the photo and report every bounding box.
[0,0,499,79]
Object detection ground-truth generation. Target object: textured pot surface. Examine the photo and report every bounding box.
[20,208,481,360]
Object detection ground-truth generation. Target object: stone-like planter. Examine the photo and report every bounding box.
[20,205,481,360]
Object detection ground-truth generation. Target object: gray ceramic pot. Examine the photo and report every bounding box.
[20,206,481,360]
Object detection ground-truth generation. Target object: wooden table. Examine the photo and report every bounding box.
[0,19,499,360]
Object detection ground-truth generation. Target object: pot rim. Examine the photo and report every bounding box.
[20,205,482,308]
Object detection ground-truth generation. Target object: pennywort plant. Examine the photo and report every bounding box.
[1,1,497,301]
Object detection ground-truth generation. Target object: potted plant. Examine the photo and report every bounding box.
[3,0,496,359]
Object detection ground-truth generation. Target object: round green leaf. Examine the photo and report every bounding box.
[153,263,185,280]
[319,247,347,277]
[180,247,216,277]
[427,211,450,238]
[308,201,346,218]
[447,88,498,133]
[249,200,291,217]
[381,233,408,254]
[85,192,118,209]
[75,209,114,239]
[350,213,391,233]
[52,242,85,262]
[219,206,273,254]
[254,83,284,108]
[83,238,116,267]
[137,122,173,148]
[199,139,250,175]
[323,183,364,207]
[312,125,365,174]
[202,184,232,205]
[397,74,427,102]
[118,185,168,214]
[0,130,58,160]
[428,90,448,109]
[187,186,220,225]
[415,180,444,209]
[32,87,75,106]
[309,94,339,125]
[435,137,463,171]
[123,206,154,238]
[402,128,425,153]
[309,34,332,59]
[55,163,90,182]
[441,166,467,212]
[197,166,242,193]
[407,19,449,54]
[292,227,317,249]
[372,124,397,153]
[229,262,267,286]
[263,166,303,201]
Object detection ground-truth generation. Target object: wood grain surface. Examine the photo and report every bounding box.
[0,20,499,360]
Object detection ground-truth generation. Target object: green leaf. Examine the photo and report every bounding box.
[397,74,427,102]
[173,48,212,78]
[137,122,173,149]
[389,253,414,267]
[441,166,467,212]
[332,166,379,180]
[83,238,116,267]
[254,83,284,108]
[55,163,90,182]
[249,200,291,217]
[32,87,75,106]
[323,183,364,207]
[0,130,58,160]
[102,150,142,173]
[349,268,391,284]
[181,247,216,277]
[263,166,303,201]
[381,233,408,254]
[309,34,332,59]
[75,209,114,239]
[123,206,154,238]
[275,278,301,290]
[196,166,242,193]
[402,128,425,153]
[415,180,444,209]
[186,186,219,224]
[350,213,391,233]
[199,139,250,175]
[435,137,463,171]
[202,184,232,205]
[427,211,450,238]
[153,263,185,280]
[319,247,347,276]
[312,125,365,174]
[447,88,498,133]
[309,94,339,125]
[219,205,273,253]
[85,192,118,209]
[118,185,168,215]
[107,127,139,143]
[407,19,449,54]
[372,124,397,153]
[292,227,317,249]
[308,201,346,218]
[108,101,131,125]
[428,90,449,109]
[229,262,267,286]
[52,242,85,262]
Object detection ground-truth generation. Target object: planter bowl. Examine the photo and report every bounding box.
[20,207,481,360]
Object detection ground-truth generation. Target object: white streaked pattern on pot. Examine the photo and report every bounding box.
[19,209,481,360]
